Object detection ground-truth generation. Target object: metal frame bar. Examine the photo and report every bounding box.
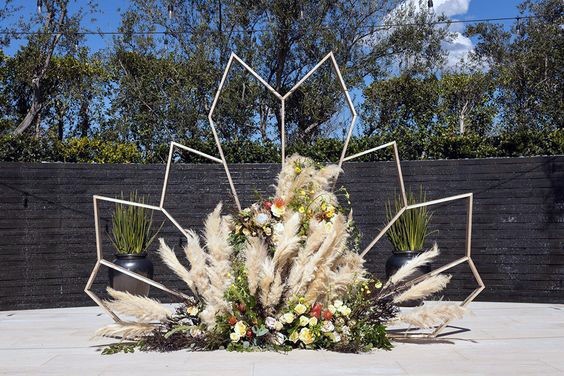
[85,194,193,324]
[379,193,485,338]
[208,52,358,169]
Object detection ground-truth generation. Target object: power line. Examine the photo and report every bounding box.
[0,15,544,37]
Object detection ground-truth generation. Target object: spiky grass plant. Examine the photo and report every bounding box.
[110,192,162,255]
[385,188,434,252]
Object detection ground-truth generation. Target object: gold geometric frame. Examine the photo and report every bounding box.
[84,144,230,323]
[85,51,484,337]
[368,192,485,338]
[208,52,357,170]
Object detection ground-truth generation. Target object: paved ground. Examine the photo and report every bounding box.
[1,301,563,375]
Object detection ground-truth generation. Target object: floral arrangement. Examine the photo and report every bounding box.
[97,155,466,354]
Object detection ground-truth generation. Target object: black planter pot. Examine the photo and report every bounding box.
[385,250,432,307]
[108,253,154,296]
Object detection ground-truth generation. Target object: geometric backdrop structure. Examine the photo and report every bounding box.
[85,52,484,337]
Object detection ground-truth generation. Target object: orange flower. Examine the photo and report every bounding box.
[271,197,286,217]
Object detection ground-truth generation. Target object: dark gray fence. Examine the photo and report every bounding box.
[1,156,562,310]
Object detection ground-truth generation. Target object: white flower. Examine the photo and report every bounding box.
[289,330,299,343]
[282,312,295,324]
[230,332,240,342]
[321,320,335,333]
[186,306,199,316]
[299,315,309,327]
[341,326,351,336]
[273,222,284,234]
[189,327,203,338]
[298,328,315,345]
[342,307,352,316]
[272,332,286,345]
[308,317,318,326]
[333,300,343,308]
[271,199,286,217]
[294,303,307,315]
[234,321,247,337]
[265,317,277,329]
[333,332,342,343]
[254,213,270,226]
[328,304,336,314]
[274,321,284,331]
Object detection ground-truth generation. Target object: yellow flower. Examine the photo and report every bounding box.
[342,307,352,316]
[309,317,318,326]
[234,321,247,337]
[294,165,302,174]
[282,312,295,324]
[186,306,199,316]
[298,328,315,345]
[230,332,240,342]
[374,280,383,289]
[298,206,305,213]
[299,189,306,196]
[321,202,327,211]
[325,205,335,218]
[294,303,307,315]
[299,315,309,327]
[289,330,299,343]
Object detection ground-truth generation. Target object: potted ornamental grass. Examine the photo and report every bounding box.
[108,192,162,296]
[384,188,436,281]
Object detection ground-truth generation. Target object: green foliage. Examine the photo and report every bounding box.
[109,192,162,255]
[101,342,141,355]
[386,189,434,252]
[1,130,562,164]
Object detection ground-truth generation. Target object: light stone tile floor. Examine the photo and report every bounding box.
[1,302,563,375]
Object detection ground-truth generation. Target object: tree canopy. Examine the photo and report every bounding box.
[0,0,562,162]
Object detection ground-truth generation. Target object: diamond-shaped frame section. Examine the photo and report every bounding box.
[207,52,358,170]
[341,141,408,233]
[363,192,485,338]
[281,52,358,170]
[159,141,241,211]
[85,195,191,324]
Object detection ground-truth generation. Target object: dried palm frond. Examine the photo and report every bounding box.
[244,237,268,295]
[284,219,328,299]
[394,303,467,328]
[265,271,284,309]
[384,243,440,289]
[392,274,451,304]
[312,165,342,188]
[95,322,156,339]
[105,287,171,322]
[295,214,347,295]
[272,212,302,270]
[183,231,209,295]
[259,257,276,306]
[158,238,195,292]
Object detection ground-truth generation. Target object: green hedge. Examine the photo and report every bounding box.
[0,129,562,164]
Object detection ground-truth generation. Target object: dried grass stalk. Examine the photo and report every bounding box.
[395,303,467,328]
[392,274,451,304]
[95,322,156,339]
[385,243,440,288]
[272,212,302,270]
[244,237,268,295]
[183,231,209,295]
[157,238,195,292]
[105,287,171,322]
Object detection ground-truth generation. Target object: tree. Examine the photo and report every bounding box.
[466,0,563,131]
[104,0,451,150]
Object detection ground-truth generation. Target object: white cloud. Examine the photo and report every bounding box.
[434,0,470,17]
[377,0,476,69]
[443,33,474,68]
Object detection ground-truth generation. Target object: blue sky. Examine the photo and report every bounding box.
[4,0,524,59]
